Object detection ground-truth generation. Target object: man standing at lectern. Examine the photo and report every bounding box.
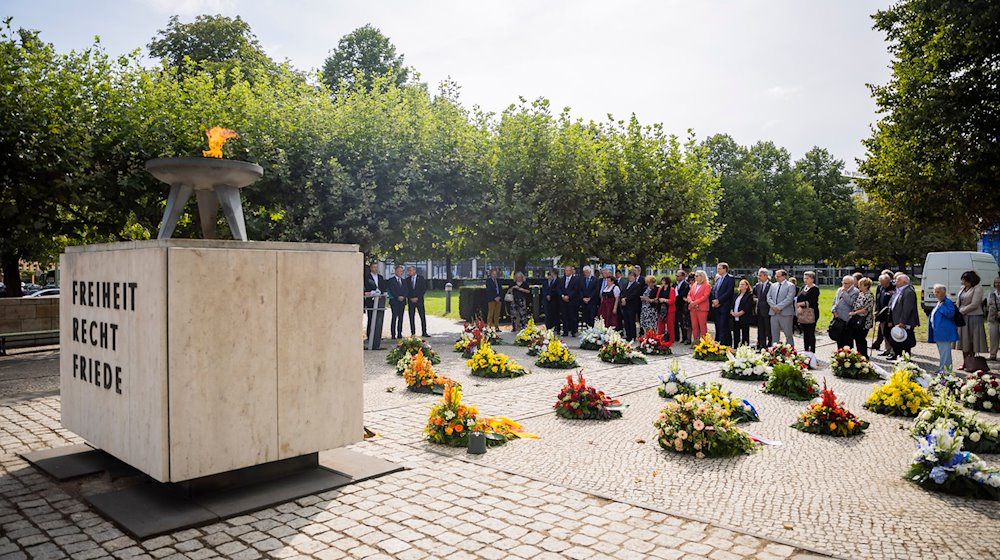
[388,265,407,339]
[363,262,385,342]
[406,265,429,338]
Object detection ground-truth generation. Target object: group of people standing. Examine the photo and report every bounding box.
[363,263,429,339]
[927,271,1000,373]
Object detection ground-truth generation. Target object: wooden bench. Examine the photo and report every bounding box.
[0,329,59,356]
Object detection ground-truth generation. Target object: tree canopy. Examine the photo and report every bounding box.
[321,24,408,93]
[860,0,999,235]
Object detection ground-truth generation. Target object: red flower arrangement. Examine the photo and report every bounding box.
[554,371,624,420]
[792,382,869,437]
[637,329,673,355]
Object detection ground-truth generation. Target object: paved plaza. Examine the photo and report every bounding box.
[1,316,997,559]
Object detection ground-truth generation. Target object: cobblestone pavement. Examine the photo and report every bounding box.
[0,318,993,559]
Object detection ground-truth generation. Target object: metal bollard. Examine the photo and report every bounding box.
[445,282,453,315]
[467,431,486,454]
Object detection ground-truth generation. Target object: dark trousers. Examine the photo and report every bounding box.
[390,301,405,338]
[755,311,772,349]
[872,321,888,350]
[715,312,732,346]
[408,299,427,336]
[853,328,870,358]
[560,301,579,335]
[801,324,816,352]
[582,301,598,328]
[675,305,690,342]
[890,327,916,355]
[732,319,750,347]
[622,308,639,340]
[835,329,854,350]
[544,299,560,331]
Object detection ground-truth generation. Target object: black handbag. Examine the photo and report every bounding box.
[953,308,966,328]
[828,317,846,340]
[848,314,866,331]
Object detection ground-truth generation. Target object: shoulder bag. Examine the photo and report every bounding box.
[795,286,816,325]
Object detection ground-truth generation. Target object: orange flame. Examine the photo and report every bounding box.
[202,127,239,158]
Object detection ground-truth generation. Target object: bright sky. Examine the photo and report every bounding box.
[5,0,892,168]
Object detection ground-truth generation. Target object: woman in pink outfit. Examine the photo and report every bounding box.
[688,270,711,342]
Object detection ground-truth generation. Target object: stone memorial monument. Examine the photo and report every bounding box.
[23,128,398,538]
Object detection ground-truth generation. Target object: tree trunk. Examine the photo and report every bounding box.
[445,255,453,281]
[514,256,527,276]
[893,255,908,275]
[2,252,22,297]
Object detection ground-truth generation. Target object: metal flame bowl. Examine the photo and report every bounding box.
[145,157,263,190]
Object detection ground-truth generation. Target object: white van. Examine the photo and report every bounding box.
[920,251,999,313]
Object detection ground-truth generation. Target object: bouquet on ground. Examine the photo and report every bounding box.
[386,336,440,366]
[927,369,964,399]
[865,369,933,417]
[693,334,730,361]
[579,319,615,350]
[514,318,543,346]
[534,338,579,369]
[761,342,809,370]
[905,418,1000,500]
[467,341,527,378]
[526,328,557,356]
[763,363,819,401]
[598,332,648,365]
[831,347,880,380]
[394,352,413,376]
[792,382,869,437]
[425,383,479,446]
[694,382,760,423]
[553,371,624,420]
[658,360,699,398]
[653,394,758,457]
[912,392,1000,454]
[637,329,673,355]
[959,370,999,412]
[463,318,502,344]
[472,416,540,447]
[453,332,481,357]
[721,344,771,380]
[894,352,931,386]
[402,350,454,393]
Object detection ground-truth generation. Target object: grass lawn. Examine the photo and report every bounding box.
[424,289,456,318]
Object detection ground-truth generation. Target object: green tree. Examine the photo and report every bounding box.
[0,20,138,296]
[704,136,816,266]
[148,14,273,74]
[795,147,857,263]
[851,197,977,272]
[321,24,409,94]
[861,0,1000,232]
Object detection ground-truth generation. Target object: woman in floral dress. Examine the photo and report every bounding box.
[639,276,659,334]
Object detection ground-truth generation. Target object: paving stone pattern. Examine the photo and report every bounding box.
[0,315,992,559]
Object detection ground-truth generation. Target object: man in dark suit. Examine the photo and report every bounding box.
[580,265,601,328]
[888,273,919,359]
[363,262,386,347]
[485,268,503,328]
[387,265,408,339]
[711,262,736,346]
[616,268,629,332]
[620,271,643,340]
[753,268,773,349]
[559,265,582,336]
[872,273,894,354]
[406,265,429,337]
[673,269,691,344]
[541,269,560,331]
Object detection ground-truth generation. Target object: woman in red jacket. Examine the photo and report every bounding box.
[688,270,711,343]
[656,276,676,342]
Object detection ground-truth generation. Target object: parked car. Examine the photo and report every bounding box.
[24,288,59,298]
[920,251,999,313]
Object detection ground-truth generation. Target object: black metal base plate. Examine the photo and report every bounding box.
[21,446,402,540]
[21,443,138,481]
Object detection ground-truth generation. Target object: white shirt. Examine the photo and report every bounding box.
[733,293,746,321]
